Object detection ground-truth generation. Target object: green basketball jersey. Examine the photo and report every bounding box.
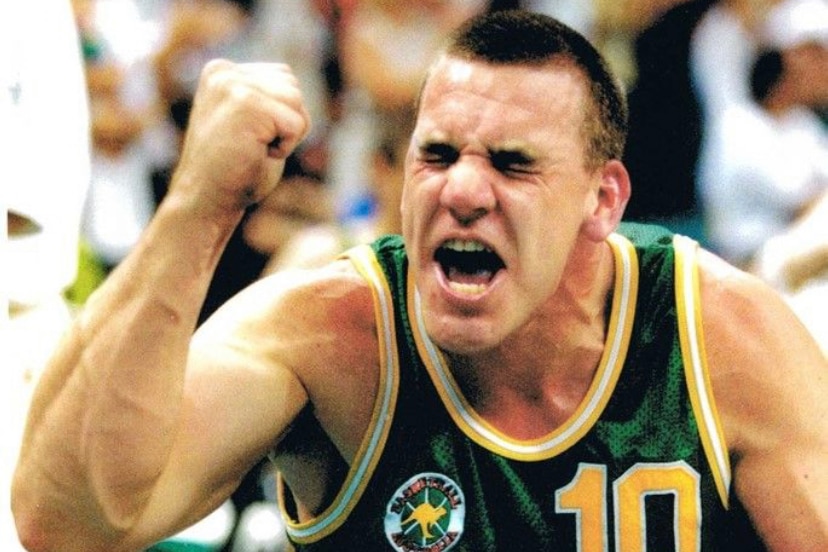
[278,223,764,551]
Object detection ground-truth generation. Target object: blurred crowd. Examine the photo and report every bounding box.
[4,0,827,550]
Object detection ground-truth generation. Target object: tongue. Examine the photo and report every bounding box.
[447,266,493,285]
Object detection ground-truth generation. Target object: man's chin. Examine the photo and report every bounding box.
[425,316,502,357]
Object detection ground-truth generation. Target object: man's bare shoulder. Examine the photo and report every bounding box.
[695,248,828,450]
[197,257,378,368]
[696,248,824,367]
[194,257,382,446]
[246,257,374,321]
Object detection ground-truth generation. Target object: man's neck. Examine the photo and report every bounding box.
[445,239,616,438]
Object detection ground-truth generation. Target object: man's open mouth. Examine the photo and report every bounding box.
[435,239,506,295]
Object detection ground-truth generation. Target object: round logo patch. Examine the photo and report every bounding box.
[384,472,466,551]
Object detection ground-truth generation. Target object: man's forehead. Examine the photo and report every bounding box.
[425,54,588,108]
[415,53,592,156]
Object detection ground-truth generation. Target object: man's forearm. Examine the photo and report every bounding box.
[12,195,242,548]
[13,57,310,551]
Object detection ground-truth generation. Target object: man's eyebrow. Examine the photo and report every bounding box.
[417,133,451,145]
[488,148,536,165]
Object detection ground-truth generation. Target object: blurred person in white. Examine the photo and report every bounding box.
[690,0,772,125]
[82,0,253,271]
[752,0,828,350]
[690,0,776,252]
[0,1,90,549]
[697,0,828,267]
[76,0,167,270]
[754,190,828,352]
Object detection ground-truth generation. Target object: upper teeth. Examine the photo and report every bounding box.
[443,239,489,252]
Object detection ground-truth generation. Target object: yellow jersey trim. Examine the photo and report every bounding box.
[280,245,400,542]
[674,234,731,508]
[409,233,638,461]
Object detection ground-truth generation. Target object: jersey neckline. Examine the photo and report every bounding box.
[408,233,639,461]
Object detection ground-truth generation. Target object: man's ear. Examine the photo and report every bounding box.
[582,160,631,242]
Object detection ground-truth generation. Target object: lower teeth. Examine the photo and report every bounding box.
[449,282,487,295]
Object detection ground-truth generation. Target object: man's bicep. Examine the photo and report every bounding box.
[733,330,828,551]
[129,293,311,546]
[733,426,828,550]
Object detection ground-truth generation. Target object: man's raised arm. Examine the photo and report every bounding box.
[11,60,311,552]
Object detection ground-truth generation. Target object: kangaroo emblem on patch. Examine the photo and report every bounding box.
[385,472,466,551]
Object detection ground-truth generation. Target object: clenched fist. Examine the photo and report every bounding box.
[171,59,312,216]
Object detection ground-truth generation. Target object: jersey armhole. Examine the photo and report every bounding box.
[674,235,732,508]
[275,244,401,543]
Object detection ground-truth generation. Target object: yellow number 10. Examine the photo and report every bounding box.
[555,461,701,552]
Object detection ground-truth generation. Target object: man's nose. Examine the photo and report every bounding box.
[440,158,497,225]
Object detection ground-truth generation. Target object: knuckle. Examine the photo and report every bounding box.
[226,81,256,106]
[201,58,233,80]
